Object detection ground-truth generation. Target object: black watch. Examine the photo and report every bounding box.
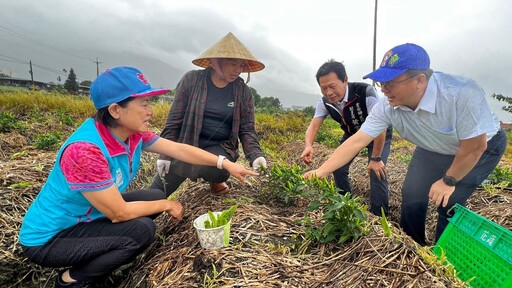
[442,175,459,186]
[370,156,382,162]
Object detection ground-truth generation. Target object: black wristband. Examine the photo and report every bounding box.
[442,175,459,186]
[370,156,382,162]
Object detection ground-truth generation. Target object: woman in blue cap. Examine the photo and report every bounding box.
[19,66,258,287]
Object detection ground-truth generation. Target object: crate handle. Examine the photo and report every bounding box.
[447,205,457,217]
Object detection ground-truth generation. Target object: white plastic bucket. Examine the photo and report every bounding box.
[193,212,231,249]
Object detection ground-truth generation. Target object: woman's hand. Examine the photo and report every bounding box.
[223,160,259,183]
[165,200,184,221]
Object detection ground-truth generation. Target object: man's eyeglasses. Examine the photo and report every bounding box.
[376,74,420,90]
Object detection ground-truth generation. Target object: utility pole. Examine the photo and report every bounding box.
[94,57,102,76]
[29,60,34,88]
[372,0,378,87]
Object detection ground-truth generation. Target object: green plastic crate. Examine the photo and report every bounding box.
[433,204,512,288]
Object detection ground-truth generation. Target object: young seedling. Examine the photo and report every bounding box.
[204,204,238,229]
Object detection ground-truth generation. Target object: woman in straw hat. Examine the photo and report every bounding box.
[151,32,267,197]
[19,66,257,287]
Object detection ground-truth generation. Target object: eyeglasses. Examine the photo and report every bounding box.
[376,74,419,90]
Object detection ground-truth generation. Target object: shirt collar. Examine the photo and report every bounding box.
[396,77,437,113]
[416,77,437,113]
[343,84,349,103]
[95,121,137,157]
[336,84,350,105]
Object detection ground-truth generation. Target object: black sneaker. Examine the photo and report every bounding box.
[55,271,97,288]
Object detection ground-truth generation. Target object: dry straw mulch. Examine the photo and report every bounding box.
[1,136,511,288]
[123,180,463,288]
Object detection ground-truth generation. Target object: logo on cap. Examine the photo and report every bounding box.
[381,50,400,68]
[137,73,149,85]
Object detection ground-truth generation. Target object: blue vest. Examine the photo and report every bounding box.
[19,118,142,246]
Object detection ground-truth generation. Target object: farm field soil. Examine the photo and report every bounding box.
[1,123,511,287]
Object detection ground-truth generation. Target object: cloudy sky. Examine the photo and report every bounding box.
[1,0,511,121]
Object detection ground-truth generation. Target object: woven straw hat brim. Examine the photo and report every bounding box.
[192,32,265,72]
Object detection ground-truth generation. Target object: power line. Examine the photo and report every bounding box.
[0,52,90,81]
[0,17,101,80]
[0,22,96,63]
[0,53,27,63]
[0,58,26,65]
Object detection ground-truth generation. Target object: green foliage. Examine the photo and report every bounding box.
[263,164,369,245]
[34,131,61,150]
[486,166,512,185]
[51,84,68,94]
[11,150,28,159]
[0,91,94,119]
[256,112,343,159]
[481,181,509,195]
[380,207,392,237]
[204,204,238,228]
[202,264,221,288]
[492,93,512,114]
[251,86,283,113]
[484,166,512,193]
[264,164,312,205]
[64,68,79,94]
[0,111,22,132]
[56,108,75,126]
[301,106,315,117]
[315,118,343,148]
[255,111,310,160]
[397,154,412,164]
[80,80,92,87]
[8,181,32,189]
[304,176,368,244]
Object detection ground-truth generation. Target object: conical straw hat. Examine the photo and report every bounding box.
[192,32,265,72]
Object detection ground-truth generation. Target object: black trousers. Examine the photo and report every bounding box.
[400,129,507,246]
[332,127,393,216]
[151,144,233,197]
[21,189,165,282]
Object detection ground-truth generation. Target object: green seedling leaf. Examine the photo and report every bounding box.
[219,204,238,222]
[206,211,218,228]
[11,150,27,159]
[9,182,32,189]
[203,204,238,229]
[380,207,392,237]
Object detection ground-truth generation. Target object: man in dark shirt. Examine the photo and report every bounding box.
[301,59,392,216]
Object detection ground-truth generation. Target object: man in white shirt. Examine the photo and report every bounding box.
[304,43,507,246]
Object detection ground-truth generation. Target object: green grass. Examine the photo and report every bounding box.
[3,91,512,173]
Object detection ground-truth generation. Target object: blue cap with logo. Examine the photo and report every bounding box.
[363,43,430,82]
[90,66,169,109]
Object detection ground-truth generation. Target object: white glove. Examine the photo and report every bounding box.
[252,157,267,170]
[156,159,171,177]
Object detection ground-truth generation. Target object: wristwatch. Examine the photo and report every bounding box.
[442,175,459,186]
[370,156,382,162]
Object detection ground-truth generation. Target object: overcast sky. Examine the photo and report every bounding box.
[1,0,511,121]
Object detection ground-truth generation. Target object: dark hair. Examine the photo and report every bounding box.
[315,59,347,84]
[406,69,434,81]
[93,97,134,127]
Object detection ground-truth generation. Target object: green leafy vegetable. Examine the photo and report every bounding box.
[204,204,238,229]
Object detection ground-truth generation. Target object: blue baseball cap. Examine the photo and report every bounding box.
[90,66,169,109]
[363,43,430,82]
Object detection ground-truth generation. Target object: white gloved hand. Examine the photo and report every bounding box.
[156,159,171,177]
[252,156,267,170]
